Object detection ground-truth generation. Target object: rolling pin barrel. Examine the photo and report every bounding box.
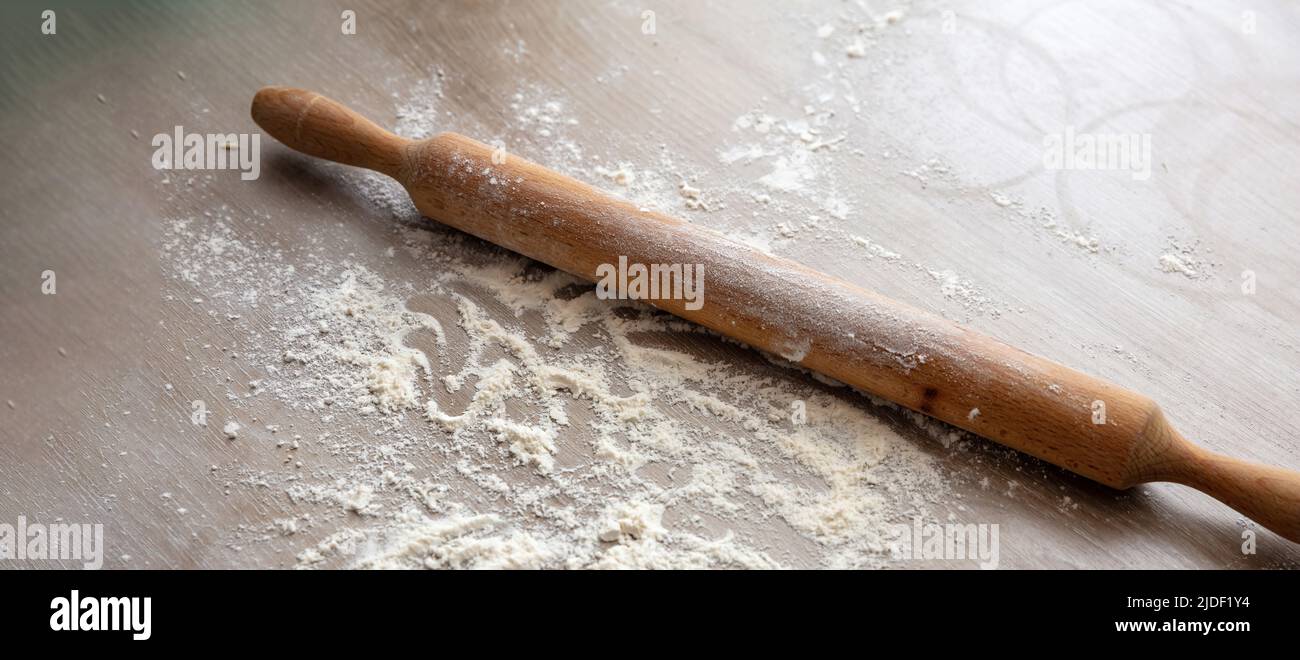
[251,86,1300,543]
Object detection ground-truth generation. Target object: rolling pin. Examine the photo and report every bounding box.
[251,86,1300,543]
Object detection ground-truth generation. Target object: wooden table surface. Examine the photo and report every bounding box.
[2,0,1298,569]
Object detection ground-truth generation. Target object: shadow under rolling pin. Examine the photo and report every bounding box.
[251,86,1300,544]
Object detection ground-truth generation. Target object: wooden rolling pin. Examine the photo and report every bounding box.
[251,86,1300,543]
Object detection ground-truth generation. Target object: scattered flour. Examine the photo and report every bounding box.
[1158,252,1198,278]
[161,190,950,570]
[1156,240,1214,280]
[158,61,966,570]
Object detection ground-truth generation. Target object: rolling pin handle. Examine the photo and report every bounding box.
[251,86,409,179]
[1171,444,1300,543]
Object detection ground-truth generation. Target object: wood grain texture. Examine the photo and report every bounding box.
[2,0,1299,568]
